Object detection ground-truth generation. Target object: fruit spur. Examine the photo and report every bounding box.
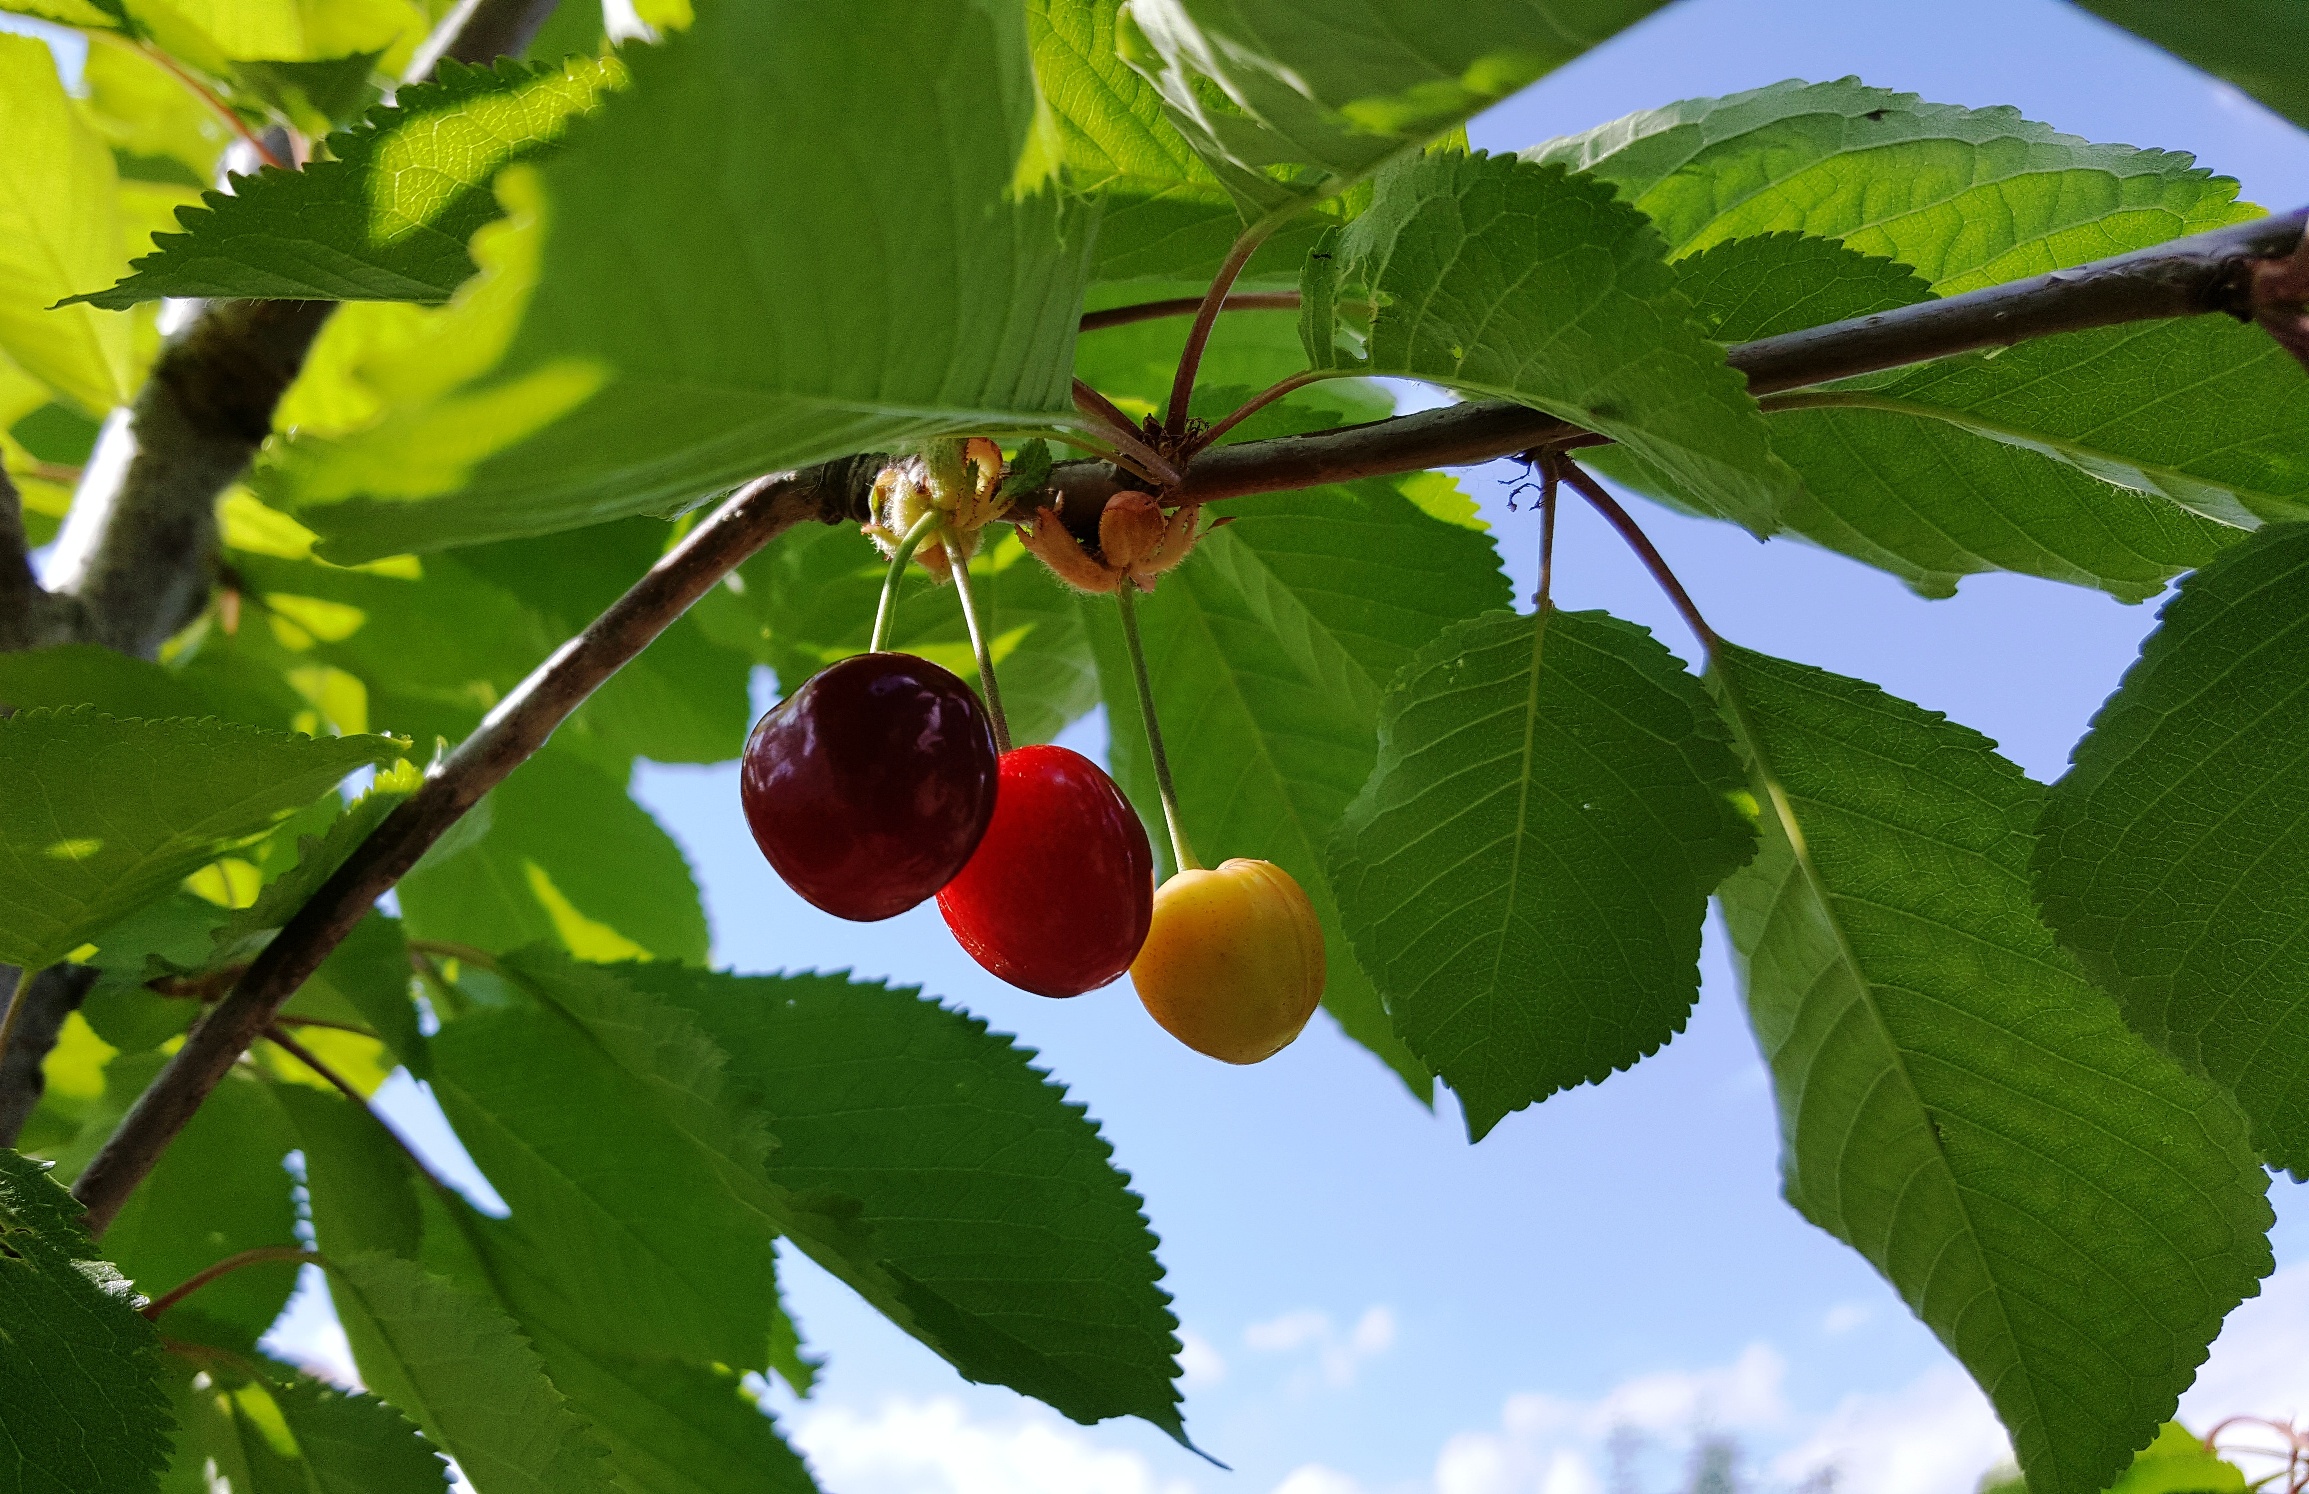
[739,437,1324,1062]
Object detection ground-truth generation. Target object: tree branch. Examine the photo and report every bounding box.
[0,467,81,653]
[1031,205,2309,532]
[0,964,96,1148]
[64,199,2309,1231]
[44,0,568,660]
[72,459,877,1232]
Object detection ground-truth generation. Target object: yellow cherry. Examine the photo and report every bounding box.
[1130,857,1325,1064]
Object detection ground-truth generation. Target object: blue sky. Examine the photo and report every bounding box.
[213,1,2309,1490]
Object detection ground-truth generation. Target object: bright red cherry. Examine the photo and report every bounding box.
[937,745,1154,997]
[740,652,999,921]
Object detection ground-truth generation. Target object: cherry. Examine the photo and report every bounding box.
[740,652,998,921]
[937,745,1153,996]
[1131,859,1325,1064]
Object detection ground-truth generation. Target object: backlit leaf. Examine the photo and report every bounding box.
[0,708,404,969]
[1332,608,1755,1138]
[1713,644,2274,1494]
[2035,523,2309,1176]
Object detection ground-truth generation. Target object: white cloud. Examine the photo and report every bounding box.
[1428,1345,1785,1494]
[1178,1328,1228,1390]
[790,1396,1198,1494]
[1821,1302,1872,1337]
[1243,1306,1398,1389]
[1272,1466,1369,1494]
[1772,1364,2007,1494]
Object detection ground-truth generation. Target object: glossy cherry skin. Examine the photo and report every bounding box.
[937,745,1154,996]
[739,652,998,921]
[1131,858,1325,1064]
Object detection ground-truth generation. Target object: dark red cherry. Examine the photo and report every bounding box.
[740,652,999,921]
[936,745,1154,997]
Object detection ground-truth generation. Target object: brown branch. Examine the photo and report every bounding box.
[1556,460,1721,656]
[72,460,875,1232]
[63,197,2309,1234]
[1029,204,2309,532]
[1080,291,1303,332]
[47,0,567,661]
[2,0,569,1168]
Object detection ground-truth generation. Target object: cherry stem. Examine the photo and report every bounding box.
[1082,291,1305,332]
[263,1024,459,1200]
[943,534,1010,754]
[404,938,500,972]
[870,509,942,653]
[1536,453,1560,612]
[127,38,287,172]
[1554,460,1720,658]
[142,1245,320,1321]
[1165,219,1281,442]
[1071,380,1181,487]
[1186,370,1334,457]
[1114,582,1200,873]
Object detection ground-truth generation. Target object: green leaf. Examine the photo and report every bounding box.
[78,894,221,1051]
[2034,523,2309,1176]
[1673,233,1934,342]
[627,962,1189,1442]
[273,1084,423,1265]
[426,951,781,1369]
[0,708,406,970]
[1121,0,1670,221]
[1768,316,2304,538]
[103,1070,302,1353]
[708,524,1099,748]
[478,1298,822,1494]
[0,1148,171,1494]
[2107,1423,2247,1494]
[398,746,707,965]
[260,0,1095,561]
[70,57,622,309]
[1331,608,1754,1139]
[0,35,134,413]
[2069,2,2309,133]
[1084,477,1512,1098]
[215,761,418,958]
[324,1250,615,1494]
[1305,151,1797,532]
[0,644,217,719]
[162,1356,450,1494]
[1529,78,2257,291]
[1711,644,2274,1494]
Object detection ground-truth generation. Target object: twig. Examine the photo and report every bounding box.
[1555,460,1720,657]
[1026,205,2309,536]
[118,37,286,172]
[1081,292,1303,332]
[1186,370,1333,456]
[1165,221,1281,440]
[72,459,876,1234]
[262,1023,457,1198]
[273,1014,374,1036]
[141,1245,319,1321]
